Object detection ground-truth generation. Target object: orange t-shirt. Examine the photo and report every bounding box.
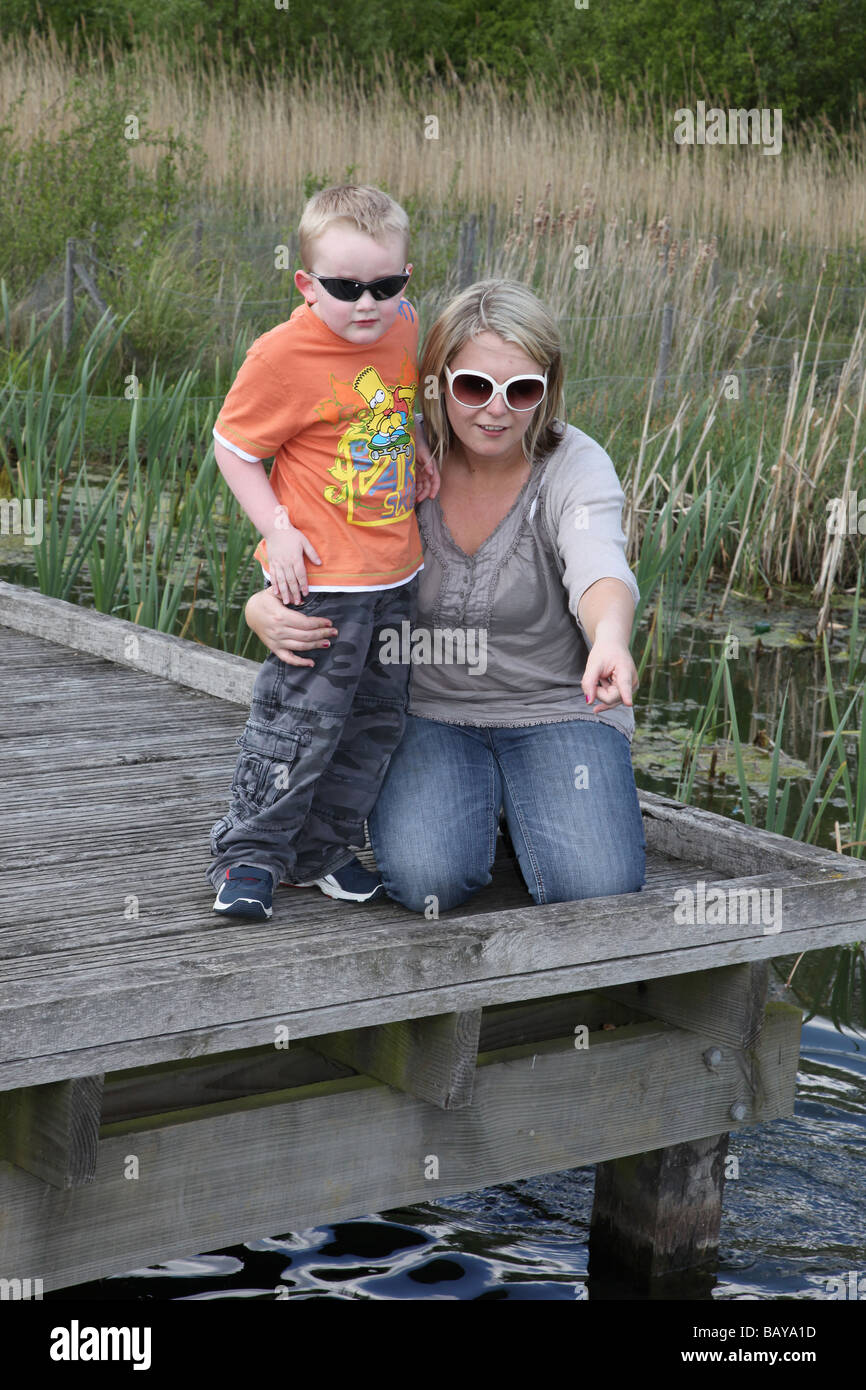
[213,299,423,589]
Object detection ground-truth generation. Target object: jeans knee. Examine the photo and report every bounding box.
[380,866,486,915]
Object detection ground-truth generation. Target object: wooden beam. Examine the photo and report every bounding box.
[101,1047,357,1125]
[0,866,859,1087]
[100,993,645,1123]
[307,1010,482,1109]
[479,992,640,1050]
[589,1132,730,1285]
[639,788,863,878]
[0,1004,801,1289]
[0,1076,103,1189]
[599,961,770,1048]
[0,583,257,705]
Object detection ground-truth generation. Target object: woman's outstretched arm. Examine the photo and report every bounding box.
[577,577,638,711]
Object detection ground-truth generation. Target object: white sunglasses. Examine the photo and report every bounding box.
[444,365,548,412]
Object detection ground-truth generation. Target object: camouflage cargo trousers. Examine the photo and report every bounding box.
[205,576,418,890]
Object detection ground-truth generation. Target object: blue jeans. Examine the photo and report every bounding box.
[369,714,646,912]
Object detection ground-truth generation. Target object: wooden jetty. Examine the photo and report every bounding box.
[1,577,865,1295]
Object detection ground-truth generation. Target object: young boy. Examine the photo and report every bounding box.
[206,185,434,919]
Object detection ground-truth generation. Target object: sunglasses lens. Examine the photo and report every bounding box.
[449,372,494,407]
[369,275,409,300]
[324,278,363,301]
[505,378,546,410]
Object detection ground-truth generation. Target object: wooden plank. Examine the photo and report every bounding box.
[478,992,640,1049]
[639,788,862,877]
[0,586,258,705]
[101,1047,357,1125]
[307,1011,483,1109]
[99,993,649,1123]
[0,985,668,1091]
[0,1076,103,1189]
[599,961,770,1048]
[589,1132,730,1285]
[0,1004,801,1290]
[0,865,860,1078]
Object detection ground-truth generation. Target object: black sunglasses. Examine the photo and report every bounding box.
[307,270,410,302]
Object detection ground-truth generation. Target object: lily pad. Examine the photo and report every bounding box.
[632,724,812,792]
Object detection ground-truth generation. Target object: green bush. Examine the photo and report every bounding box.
[0,75,202,294]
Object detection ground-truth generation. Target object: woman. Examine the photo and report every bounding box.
[244,281,646,912]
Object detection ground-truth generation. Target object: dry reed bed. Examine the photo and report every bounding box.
[1,32,865,262]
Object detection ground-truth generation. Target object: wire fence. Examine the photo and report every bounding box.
[5,213,860,415]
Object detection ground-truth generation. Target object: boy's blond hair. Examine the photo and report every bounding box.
[298,185,410,268]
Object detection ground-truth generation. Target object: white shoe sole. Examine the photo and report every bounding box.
[315,873,385,902]
[213,895,272,918]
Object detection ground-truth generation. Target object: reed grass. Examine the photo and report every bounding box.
[3,31,866,260]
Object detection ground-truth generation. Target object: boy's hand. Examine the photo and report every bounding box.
[413,415,441,502]
[263,523,322,605]
[415,455,441,503]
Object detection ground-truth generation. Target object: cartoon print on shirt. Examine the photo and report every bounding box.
[322,360,417,526]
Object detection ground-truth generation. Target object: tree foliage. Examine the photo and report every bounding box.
[2,0,864,126]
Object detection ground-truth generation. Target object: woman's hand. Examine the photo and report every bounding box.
[581,637,638,711]
[577,577,638,711]
[245,586,337,668]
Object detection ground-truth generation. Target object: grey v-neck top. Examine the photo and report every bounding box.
[407,421,640,741]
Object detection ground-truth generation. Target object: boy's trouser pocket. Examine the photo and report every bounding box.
[229,718,310,818]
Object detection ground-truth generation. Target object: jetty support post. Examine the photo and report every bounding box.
[588,963,801,1292]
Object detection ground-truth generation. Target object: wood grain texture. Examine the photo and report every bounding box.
[590,1132,730,1283]
[0,1076,103,1189]
[0,1004,802,1291]
[0,614,861,1091]
[0,580,257,704]
[307,1011,483,1109]
[600,961,770,1048]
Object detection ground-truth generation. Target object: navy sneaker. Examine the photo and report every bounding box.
[282,856,385,903]
[213,865,274,919]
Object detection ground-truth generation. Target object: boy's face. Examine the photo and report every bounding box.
[295,225,411,346]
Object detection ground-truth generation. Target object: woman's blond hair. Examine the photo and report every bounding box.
[298,185,409,267]
[419,280,565,467]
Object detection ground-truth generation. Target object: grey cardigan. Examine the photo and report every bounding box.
[407,420,640,741]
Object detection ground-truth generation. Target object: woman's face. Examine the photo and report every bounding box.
[443,330,544,467]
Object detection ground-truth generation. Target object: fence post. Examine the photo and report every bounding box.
[458,215,477,290]
[486,203,497,275]
[193,219,203,269]
[653,236,674,406]
[63,238,75,348]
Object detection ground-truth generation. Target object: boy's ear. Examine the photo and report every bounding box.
[294,269,316,303]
